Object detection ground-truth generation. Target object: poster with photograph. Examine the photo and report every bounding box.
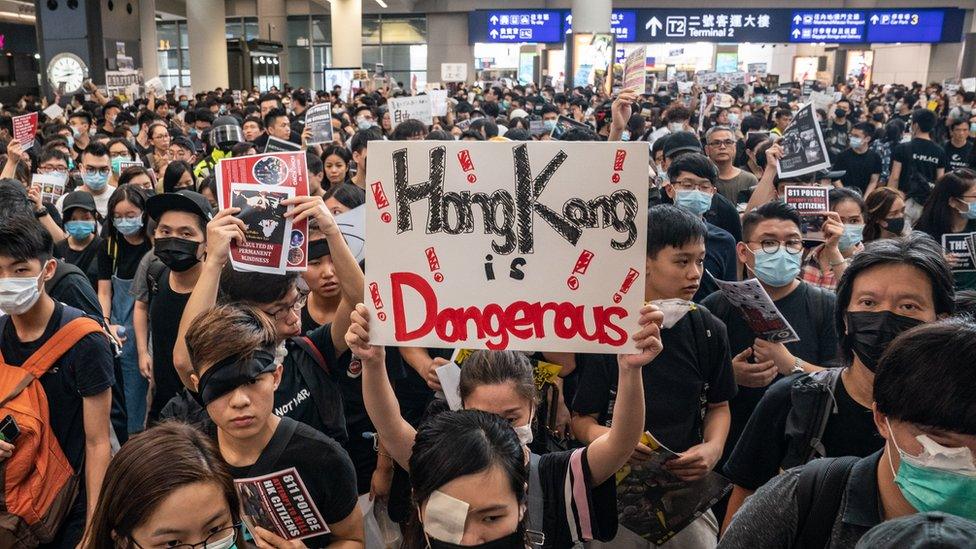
[713,277,801,344]
[304,102,333,146]
[13,112,38,150]
[264,136,302,154]
[216,151,310,273]
[549,115,591,139]
[943,233,976,273]
[31,173,67,205]
[235,467,329,542]
[785,186,830,241]
[364,141,649,353]
[623,46,647,95]
[777,103,831,179]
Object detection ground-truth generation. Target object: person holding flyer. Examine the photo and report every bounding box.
[913,170,976,290]
[800,188,866,291]
[184,303,363,548]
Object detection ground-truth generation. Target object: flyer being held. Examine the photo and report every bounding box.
[216,151,310,274]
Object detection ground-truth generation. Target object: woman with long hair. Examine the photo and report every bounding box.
[863,187,908,242]
[914,168,976,289]
[83,422,243,549]
[320,144,353,191]
[800,187,867,290]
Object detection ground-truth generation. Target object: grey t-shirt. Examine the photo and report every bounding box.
[129,250,158,303]
[716,169,759,204]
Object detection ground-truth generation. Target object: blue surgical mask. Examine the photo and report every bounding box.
[82,171,109,191]
[179,100,189,109]
[357,118,374,131]
[110,156,126,177]
[960,199,976,220]
[621,131,631,141]
[750,247,801,287]
[219,105,227,114]
[543,119,557,131]
[970,122,976,134]
[64,220,95,240]
[885,418,976,520]
[113,217,143,236]
[849,136,864,149]
[674,189,712,217]
[71,127,82,138]
[66,134,74,149]
[728,113,740,125]
[839,224,864,250]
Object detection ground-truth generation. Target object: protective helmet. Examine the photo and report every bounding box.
[209,115,243,151]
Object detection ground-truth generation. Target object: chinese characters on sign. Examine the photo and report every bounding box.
[790,11,866,43]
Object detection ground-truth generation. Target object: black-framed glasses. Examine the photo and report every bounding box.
[707,139,736,148]
[83,166,111,176]
[672,178,715,192]
[266,290,309,320]
[749,239,804,255]
[131,523,240,549]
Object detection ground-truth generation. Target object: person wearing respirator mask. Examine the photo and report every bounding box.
[573,205,738,549]
[913,169,976,291]
[831,122,882,196]
[720,233,954,536]
[722,314,975,547]
[57,142,116,218]
[799,188,867,291]
[349,303,664,548]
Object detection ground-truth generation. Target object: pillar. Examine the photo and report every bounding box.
[571,0,611,34]
[187,0,229,90]
[257,0,288,86]
[139,0,159,80]
[331,0,363,68]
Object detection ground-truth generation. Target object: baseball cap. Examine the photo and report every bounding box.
[147,189,213,224]
[509,108,529,119]
[663,131,703,159]
[171,136,196,153]
[61,191,97,215]
[855,512,976,548]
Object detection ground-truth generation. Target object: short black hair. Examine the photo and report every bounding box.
[349,127,382,153]
[69,110,93,125]
[263,107,288,130]
[667,153,718,185]
[851,122,876,137]
[218,264,298,306]
[835,233,955,364]
[741,200,801,241]
[391,119,427,141]
[81,141,110,163]
[646,204,707,259]
[540,104,559,116]
[0,179,34,220]
[911,107,937,133]
[324,182,366,210]
[0,212,53,263]
[874,316,976,435]
[305,151,323,175]
[949,117,970,131]
[954,289,976,318]
[740,114,767,133]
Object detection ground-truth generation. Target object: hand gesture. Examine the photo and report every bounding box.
[665,441,722,482]
[611,88,638,132]
[764,142,783,170]
[345,304,385,365]
[6,139,24,163]
[138,352,153,380]
[731,347,777,388]
[27,185,43,211]
[618,304,664,370]
[283,195,337,235]
[753,338,797,376]
[822,211,844,251]
[252,527,308,549]
[205,208,247,267]
[369,464,393,504]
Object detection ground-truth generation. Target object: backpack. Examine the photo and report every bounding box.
[144,256,170,305]
[792,456,859,549]
[0,311,103,546]
[289,336,348,444]
[782,368,845,471]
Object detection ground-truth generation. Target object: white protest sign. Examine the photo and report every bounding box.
[144,77,166,96]
[430,89,449,117]
[962,78,976,93]
[622,46,647,95]
[364,141,649,353]
[388,95,433,126]
[42,103,64,120]
[441,63,468,83]
[809,91,834,112]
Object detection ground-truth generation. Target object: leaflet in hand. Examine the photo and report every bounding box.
[235,467,329,542]
[615,432,731,545]
[785,186,829,241]
[304,103,334,146]
[713,276,801,343]
[264,136,302,153]
[31,173,67,205]
[13,112,38,150]
[777,102,830,179]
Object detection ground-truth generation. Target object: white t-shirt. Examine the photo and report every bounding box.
[56,184,116,219]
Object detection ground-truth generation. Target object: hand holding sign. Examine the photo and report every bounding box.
[251,527,309,549]
[206,208,248,268]
[821,211,844,252]
[345,304,385,366]
[283,195,336,236]
[611,88,638,134]
[617,303,665,370]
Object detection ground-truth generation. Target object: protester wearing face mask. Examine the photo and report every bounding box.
[54,190,103,291]
[914,169,976,290]
[68,110,93,156]
[831,122,883,195]
[720,233,954,538]
[57,142,116,218]
[106,137,137,184]
[354,106,377,132]
[722,310,974,548]
[864,187,909,242]
[82,422,245,549]
[350,300,664,548]
[888,108,948,225]
[800,188,867,291]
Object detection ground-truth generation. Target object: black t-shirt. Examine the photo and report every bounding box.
[278,322,348,444]
[55,236,103,291]
[148,273,191,420]
[945,140,974,171]
[537,448,618,547]
[571,308,738,453]
[97,236,152,281]
[722,370,883,490]
[705,192,743,243]
[892,138,948,203]
[700,282,838,459]
[831,148,882,194]
[226,417,359,549]
[825,121,851,159]
[48,261,102,317]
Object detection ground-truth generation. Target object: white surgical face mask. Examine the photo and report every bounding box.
[668,122,684,133]
[205,531,237,549]
[513,422,533,446]
[651,298,694,329]
[0,271,44,315]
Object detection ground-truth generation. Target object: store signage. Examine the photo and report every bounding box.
[867,10,945,43]
[565,11,637,42]
[789,11,867,43]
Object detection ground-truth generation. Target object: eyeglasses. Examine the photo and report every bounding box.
[83,166,111,175]
[265,290,309,320]
[707,139,736,148]
[38,164,68,173]
[672,178,715,192]
[132,523,240,549]
[749,239,804,255]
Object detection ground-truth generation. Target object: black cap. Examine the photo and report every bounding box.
[61,190,97,215]
[663,131,703,159]
[171,136,196,153]
[855,512,976,548]
[147,189,213,223]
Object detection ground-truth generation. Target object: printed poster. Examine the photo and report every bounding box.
[216,151,310,274]
[430,89,449,117]
[13,112,38,150]
[549,115,590,139]
[623,46,647,95]
[943,233,976,273]
[364,141,649,353]
[31,173,66,205]
[777,103,831,179]
[713,277,800,344]
[388,95,433,127]
[785,186,829,241]
[235,467,329,542]
[304,102,334,146]
[264,136,302,154]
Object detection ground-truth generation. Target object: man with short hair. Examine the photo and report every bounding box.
[944,118,973,171]
[349,128,383,190]
[831,122,883,195]
[706,125,759,204]
[770,108,792,136]
[57,142,115,217]
[168,136,197,165]
[888,108,948,224]
[68,110,93,158]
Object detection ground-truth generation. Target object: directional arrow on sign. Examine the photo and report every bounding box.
[870,15,879,24]
[490,29,499,38]
[792,28,801,38]
[793,15,802,24]
[645,16,663,36]
[489,15,498,24]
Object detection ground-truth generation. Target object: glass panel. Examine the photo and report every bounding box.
[288,72,311,89]
[312,15,331,44]
[362,45,381,69]
[287,16,309,46]
[409,44,427,71]
[179,21,188,48]
[244,18,260,40]
[380,16,426,44]
[362,16,381,45]
[226,19,243,39]
[157,22,179,50]
[287,46,311,73]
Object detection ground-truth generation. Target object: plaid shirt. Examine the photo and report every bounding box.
[800,244,838,291]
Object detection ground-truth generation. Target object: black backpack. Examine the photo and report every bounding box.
[792,456,859,549]
[782,368,844,470]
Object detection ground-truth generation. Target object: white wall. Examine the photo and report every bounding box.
[871,44,931,85]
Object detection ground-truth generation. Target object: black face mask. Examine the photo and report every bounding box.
[155,237,201,272]
[427,531,526,549]
[834,109,846,119]
[845,311,925,371]
[883,217,906,236]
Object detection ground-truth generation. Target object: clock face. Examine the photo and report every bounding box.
[46,53,87,94]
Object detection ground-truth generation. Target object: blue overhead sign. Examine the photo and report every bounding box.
[483,10,562,43]
[634,9,784,43]
[867,10,946,43]
[563,10,637,42]
[789,11,867,43]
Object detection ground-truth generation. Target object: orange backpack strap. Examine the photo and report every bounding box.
[0,317,103,407]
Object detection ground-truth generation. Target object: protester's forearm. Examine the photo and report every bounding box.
[745,166,778,213]
[570,414,609,445]
[324,224,363,305]
[96,280,112,321]
[702,403,730,450]
[399,346,433,377]
[38,214,65,243]
[134,301,150,357]
[362,349,417,468]
[174,259,222,385]
[587,365,645,483]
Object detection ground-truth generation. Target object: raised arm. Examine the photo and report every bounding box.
[744,142,782,214]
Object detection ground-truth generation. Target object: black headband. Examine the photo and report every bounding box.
[308,238,330,260]
[198,348,278,405]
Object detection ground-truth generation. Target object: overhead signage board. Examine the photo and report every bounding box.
[789,11,867,43]
[634,9,783,43]
[565,10,638,43]
[866,10,946,43]
[480,10,562,43]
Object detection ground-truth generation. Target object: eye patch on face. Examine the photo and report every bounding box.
[198,348,278,405]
